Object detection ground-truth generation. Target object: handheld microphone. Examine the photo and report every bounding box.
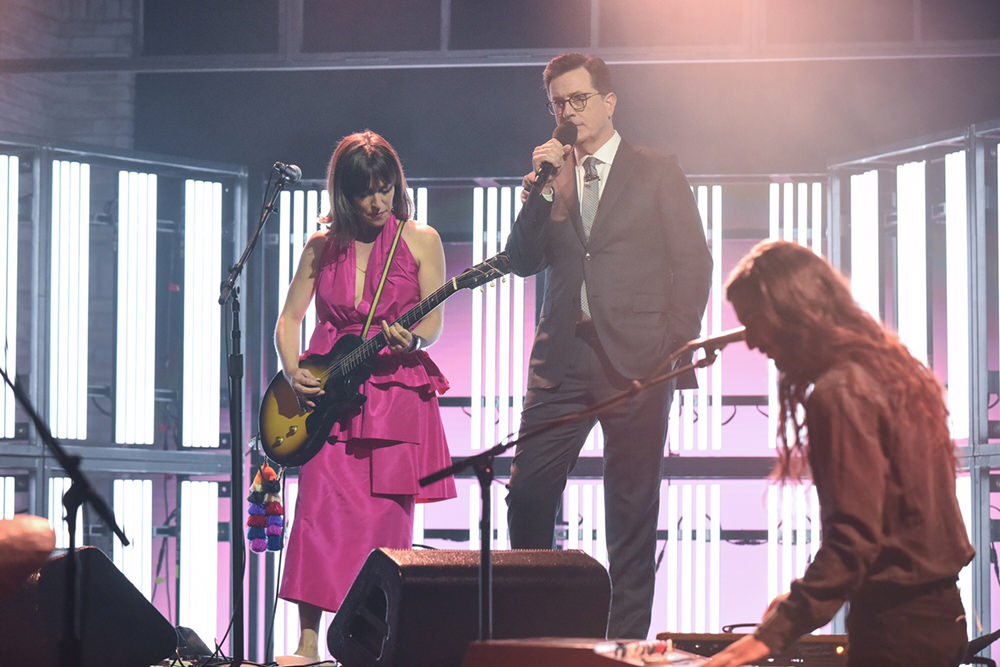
[273,162,302,183]
[535,121,578,185]
[681,327,746,354]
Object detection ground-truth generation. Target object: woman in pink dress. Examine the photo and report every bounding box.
[275,130,456,661]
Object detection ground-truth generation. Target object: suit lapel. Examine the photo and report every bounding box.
[588,140,635,241]
[551,154,586,247]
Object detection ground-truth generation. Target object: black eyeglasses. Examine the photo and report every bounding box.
[546,91,602,115]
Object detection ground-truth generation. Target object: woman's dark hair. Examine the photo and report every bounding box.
[320,130,412,245]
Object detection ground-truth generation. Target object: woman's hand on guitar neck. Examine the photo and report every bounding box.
[285,367,324,409]
[382,320,420,354]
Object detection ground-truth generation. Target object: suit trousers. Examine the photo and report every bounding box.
[506,322,674,640]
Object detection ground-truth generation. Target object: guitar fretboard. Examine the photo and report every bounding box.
[334,280,458,377]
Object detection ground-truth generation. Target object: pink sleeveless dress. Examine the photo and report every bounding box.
[279,215,456,612]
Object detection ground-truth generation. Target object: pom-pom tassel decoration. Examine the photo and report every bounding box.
[247,462,285,553]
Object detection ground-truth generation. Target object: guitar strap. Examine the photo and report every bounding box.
[360,217,408,339]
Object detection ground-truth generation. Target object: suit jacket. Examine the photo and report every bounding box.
[505,139,712,388]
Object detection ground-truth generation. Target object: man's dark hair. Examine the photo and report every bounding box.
[543,52,612,93]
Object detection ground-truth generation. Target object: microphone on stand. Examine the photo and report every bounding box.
[679,327,746,354]
[273,161,302,183]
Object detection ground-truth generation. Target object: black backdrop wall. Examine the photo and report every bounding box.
[134,55,1000,183]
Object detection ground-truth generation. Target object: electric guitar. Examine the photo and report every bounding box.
[258,252,511,467]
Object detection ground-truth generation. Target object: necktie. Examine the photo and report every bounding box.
[580,156,600,318]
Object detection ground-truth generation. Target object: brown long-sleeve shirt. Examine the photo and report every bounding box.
[754,362,975,654]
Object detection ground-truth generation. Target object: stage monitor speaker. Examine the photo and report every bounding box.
[0,546,177,666]
[328,548,612,667]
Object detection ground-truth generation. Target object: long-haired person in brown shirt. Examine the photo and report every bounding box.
[709,240,974,667]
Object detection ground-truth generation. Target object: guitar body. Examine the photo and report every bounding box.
[256,252,511,468]
[258,334,373,467]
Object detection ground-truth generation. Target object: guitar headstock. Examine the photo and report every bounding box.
[454,252,512,290]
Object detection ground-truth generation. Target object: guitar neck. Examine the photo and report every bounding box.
[341,280,458,373]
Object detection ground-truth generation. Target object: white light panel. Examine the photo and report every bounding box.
[944,152,969,441]
[182,180,222,448]
[663,483,721,632]
[849,169,880,320]
[767,484,820,611]
[50,160,90,440]
[113,478,153,598]
[470,187,526,451]
[1,156,17,438]
[710,186,723,451]
[278,190,325,366]
[895,161,928,366]
[116,171,158,444]
[179,480,219,647]
[1,476,14,518]
[954,474,973,638]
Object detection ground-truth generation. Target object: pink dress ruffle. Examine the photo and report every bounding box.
[279,215,456,612]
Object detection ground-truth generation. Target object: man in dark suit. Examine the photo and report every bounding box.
[504,52,712,640]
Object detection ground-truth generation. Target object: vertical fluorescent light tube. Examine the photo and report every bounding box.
[304,190,321,339]
[116,171,157,445]
[782,183,794,240]
[710,185,722,450]
[113,478,153,598]
[794,486,808,578]
[415,187,428,228]
[680,484,693,632]
[484,188,499,449]
[694,485,707,632]
[582,483,594,554]
[666,485,679,631]
[509,191,525,442]
[180,480,219,647]
[566,484,580,549]
[954,474,973,632]
[709,484,721,631]
[471,189,484,450]
[277,190,291,313]
[1,476,14,518]
[497,188,512,446]
[766,485,778,603]
[767,185,780,445]
[944,152,969,441]
[50,160,90,440]
[0,156,17,437]
[895,161,928,366]
[809,486,821,561]
[182,181,222,448]
[850,170,880,319]
[467,484,480,550]
[274,478,299,656]
[290,190,319,346]
[781,486,793,590]
[811,182,823,255]
[695,187,709,452]
[796,183,809,244]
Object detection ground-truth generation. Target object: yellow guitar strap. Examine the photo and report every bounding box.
[360,217,408,339]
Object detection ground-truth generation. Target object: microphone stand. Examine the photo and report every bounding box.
[218,170,291,665]
[419,338,736,642]
[0,365,129,667]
